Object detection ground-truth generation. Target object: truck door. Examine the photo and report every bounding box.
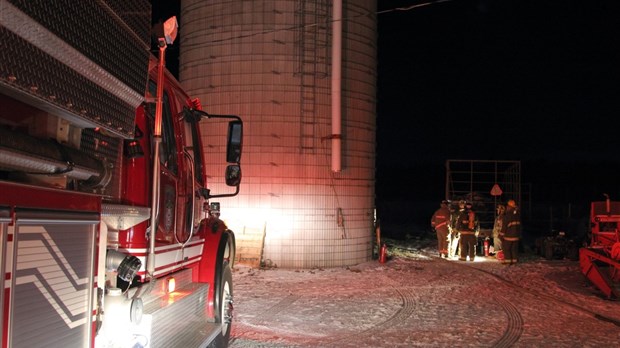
[180,108,206,244]
[148,80,201,245]
[148,81,182,244]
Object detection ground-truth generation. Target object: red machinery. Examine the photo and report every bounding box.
[579,195,620,299]
[1,2,242,347]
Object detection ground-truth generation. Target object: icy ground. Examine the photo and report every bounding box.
[229,237,620,347]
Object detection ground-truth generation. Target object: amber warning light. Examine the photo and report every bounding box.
[167,277,176,293]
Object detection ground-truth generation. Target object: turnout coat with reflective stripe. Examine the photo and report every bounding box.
[502,207,522,240]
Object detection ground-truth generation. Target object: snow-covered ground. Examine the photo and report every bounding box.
[229,237,620,347]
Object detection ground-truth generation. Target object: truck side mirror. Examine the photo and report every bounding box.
[225,165,241,187]
[226,121,243,163]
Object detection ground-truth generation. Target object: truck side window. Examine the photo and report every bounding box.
[148,81,178,175]
[189,122,204,186]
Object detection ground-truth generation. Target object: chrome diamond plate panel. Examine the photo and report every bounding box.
[0,0,151,138]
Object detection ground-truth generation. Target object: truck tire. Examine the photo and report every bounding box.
[210,232,234,348]
[225,229,236,269]
[210,263,233,348]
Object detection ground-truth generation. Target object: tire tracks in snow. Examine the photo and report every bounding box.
[427,257,526,347]
[458,259,620,328]
[254,294,300,326]
[322,286,418,346]
[231,294,303,346]
[492,295,523,348]
[420,246,620,328]
[233,253,620,347]
[236,284,418,346]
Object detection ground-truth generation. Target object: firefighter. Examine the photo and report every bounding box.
[448,201,463,259]
[455,201,477,261]
[492,204,505,257]
[431,200,451,258]
[501,199,522,265]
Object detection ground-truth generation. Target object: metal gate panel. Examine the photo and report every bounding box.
[8,210,97,348]
[445,159,521,233]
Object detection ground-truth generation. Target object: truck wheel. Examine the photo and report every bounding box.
[210,262,233,348]
[225,229,236,269]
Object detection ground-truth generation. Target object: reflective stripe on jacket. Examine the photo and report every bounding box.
[431,207,451,229]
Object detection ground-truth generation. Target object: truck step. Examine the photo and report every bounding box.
[133,269,220,347]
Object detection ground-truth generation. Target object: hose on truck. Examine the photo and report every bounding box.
[0,125,109,188]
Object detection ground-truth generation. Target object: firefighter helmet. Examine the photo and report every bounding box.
[507,199,517,208]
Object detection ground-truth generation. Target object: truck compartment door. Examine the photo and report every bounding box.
[6,209,98,347]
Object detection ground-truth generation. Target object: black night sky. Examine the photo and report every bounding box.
[152,0,620,234]
[376,0,620,230]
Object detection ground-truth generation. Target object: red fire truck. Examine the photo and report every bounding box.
[1,1,241,347]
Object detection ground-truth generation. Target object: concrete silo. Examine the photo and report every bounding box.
[179,0,377,268]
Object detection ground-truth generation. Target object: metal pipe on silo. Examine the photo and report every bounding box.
[331,0,342,172]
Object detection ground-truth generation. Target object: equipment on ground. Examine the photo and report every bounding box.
[379,243,388,264]
[484,238,490,257]
[535,231,580,261]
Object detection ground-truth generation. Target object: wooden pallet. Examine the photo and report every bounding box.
[234,224,266,268]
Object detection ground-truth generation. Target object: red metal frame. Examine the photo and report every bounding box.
[0,181,101,213]
[580,200,620,299]
[579,247,620,299]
